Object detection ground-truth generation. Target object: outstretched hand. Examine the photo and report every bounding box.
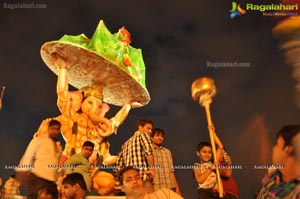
[34,118,51,137]
[130,101,143,108]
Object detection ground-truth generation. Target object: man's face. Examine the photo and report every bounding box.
[121,169,144,196]
[82,146,94,159]
[63,184,76,199]
[152,133,164,146]
[37,192,53,199]
[48,124,61,139]
[139,123,153,135]
[272,136,291,165]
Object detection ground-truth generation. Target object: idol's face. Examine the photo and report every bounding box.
[81,96,102,117]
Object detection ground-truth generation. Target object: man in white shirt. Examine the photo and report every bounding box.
[119,167,184,199]
[16,119,62,199]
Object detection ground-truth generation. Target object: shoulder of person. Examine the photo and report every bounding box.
[158,188,183,198]
[69,153,79,157]
[138,131,151,138]
[160,146,169,150]
[29,136,46,145]
[162,147,173,154]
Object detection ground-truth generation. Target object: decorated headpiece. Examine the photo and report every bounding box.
[80,86,104,100]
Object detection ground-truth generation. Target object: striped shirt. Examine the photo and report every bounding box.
[4,178,20,196]
[117,131,154,180]
[256,169,300,199]
[153,146,175,190]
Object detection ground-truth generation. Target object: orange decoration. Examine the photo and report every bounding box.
[123,54,132,66]
[120,27,131,45]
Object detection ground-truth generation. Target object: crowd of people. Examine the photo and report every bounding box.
[1,116,299,199]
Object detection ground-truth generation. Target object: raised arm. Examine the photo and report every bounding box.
[56,66,70,114]
[110,103,131,133]
[51,54,81,115]
[110,102,142,133]
[51,54,69,102]
[208,125,223,161]
[213,131,223,150]
[212,130,233,177]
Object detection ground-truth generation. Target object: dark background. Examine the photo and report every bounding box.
[0,0,299,198]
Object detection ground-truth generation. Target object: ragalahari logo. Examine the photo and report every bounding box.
[230,2,247,19]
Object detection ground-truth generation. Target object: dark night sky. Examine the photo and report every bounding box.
[0,0,299,198]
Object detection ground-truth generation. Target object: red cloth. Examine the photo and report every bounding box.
[59,154,68,165]
[222,176,239,198]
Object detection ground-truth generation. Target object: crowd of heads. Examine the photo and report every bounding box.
[9,117,300,198]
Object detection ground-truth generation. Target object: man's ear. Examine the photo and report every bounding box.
[137,125,142,132]
[196,151,199,156]
[285,145,294,156]
[74,183,80,191]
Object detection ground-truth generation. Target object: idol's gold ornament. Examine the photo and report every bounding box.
[191,77,223,198]
[191,77,216,107]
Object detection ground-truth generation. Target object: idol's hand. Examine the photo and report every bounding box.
[51,53,68,69]
[130,101,143,108]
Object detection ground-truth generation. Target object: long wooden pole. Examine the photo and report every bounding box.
[204,103,223,198]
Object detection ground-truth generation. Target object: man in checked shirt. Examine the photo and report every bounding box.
[117,117,155,193]
[150,128,181,195]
